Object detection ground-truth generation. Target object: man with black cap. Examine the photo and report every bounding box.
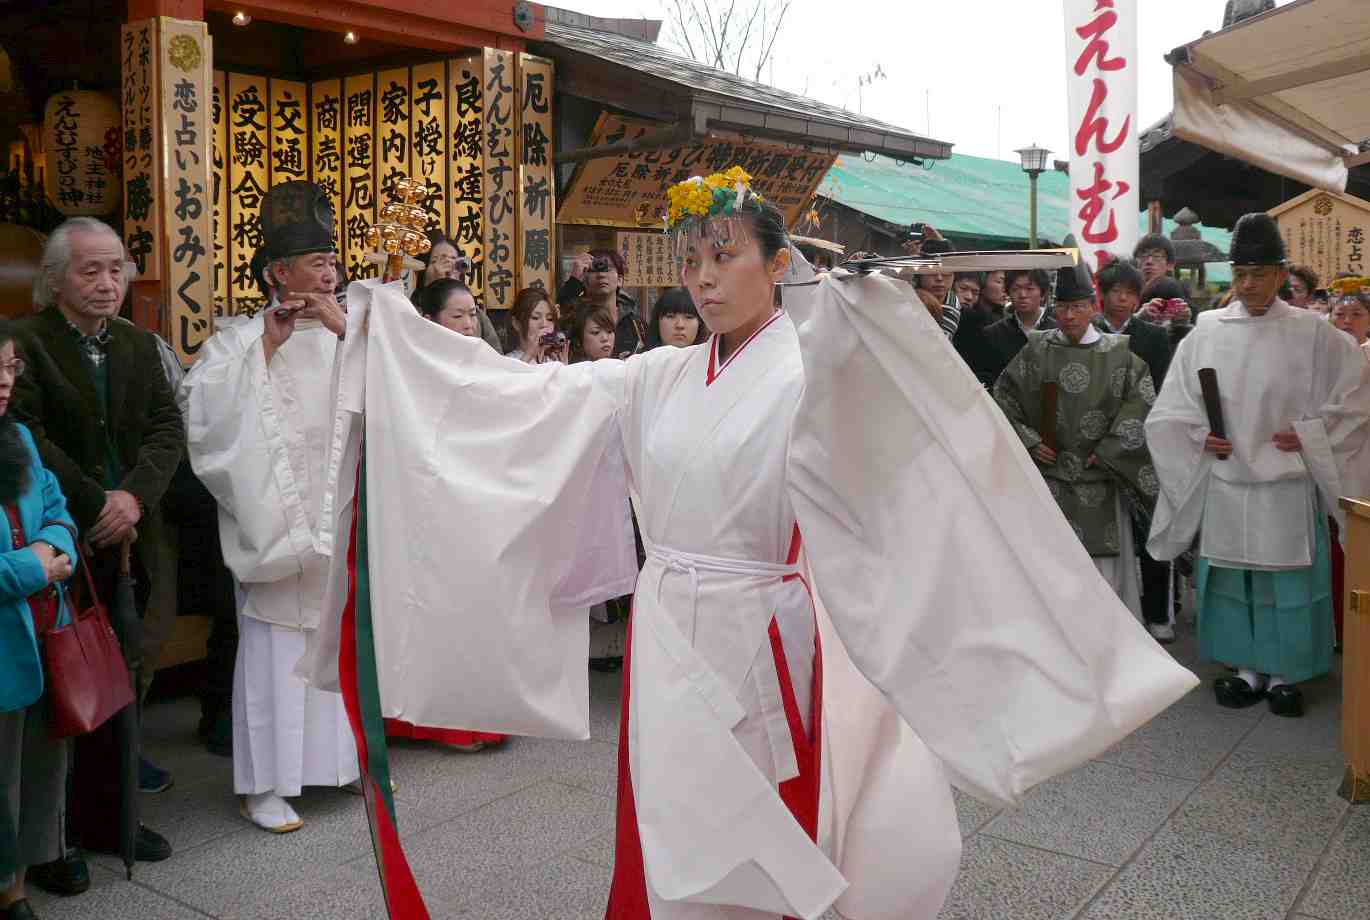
[180,181,359,832]
[1147,213,1370,718]
[994,263,1158,617]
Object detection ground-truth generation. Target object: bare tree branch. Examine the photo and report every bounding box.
[753,1,792,83]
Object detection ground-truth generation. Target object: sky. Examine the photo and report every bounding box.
[557,0,1294,163]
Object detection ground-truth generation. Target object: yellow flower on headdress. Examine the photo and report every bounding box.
[665,165,760,232]
[1330,275,1370,297]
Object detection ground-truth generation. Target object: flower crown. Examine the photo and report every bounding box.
[665,166,764,233]
[1329,275,1370,297]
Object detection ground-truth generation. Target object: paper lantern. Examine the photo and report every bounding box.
[42,90,121,216]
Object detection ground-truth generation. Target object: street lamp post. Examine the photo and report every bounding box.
[1016,144,1051,249]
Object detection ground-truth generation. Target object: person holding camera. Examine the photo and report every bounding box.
[558,250,646,358]
[412,231,502,353]
[508,287,568,364]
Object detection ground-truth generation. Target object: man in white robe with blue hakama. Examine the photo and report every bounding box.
[1147,213,1370,718]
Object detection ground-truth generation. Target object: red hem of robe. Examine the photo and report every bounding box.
[604,610,823,919]
[383,719,508,747]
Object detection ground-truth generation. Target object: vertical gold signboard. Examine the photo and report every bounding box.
[268,79,308,187]
[517,54,554,295]
[226,72,268,310]
[309,79,343,254]
[409,61,446,234]
[159,17,214,361]
[121,19,162,280]
[376,68,410,205]
[210,70,228,314]
[343,74,377,281]
[482,48,517,310]
[448,55,484,299]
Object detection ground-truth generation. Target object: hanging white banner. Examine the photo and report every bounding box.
[1063,0,1138,271]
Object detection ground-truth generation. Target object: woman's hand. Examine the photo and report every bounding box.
[528,337,569,364]
[570,253,593,282]
[31,542,73,585]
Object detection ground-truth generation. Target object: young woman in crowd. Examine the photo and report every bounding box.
[0,320,78,920]
[645,287,707,349]
[410,230,502,351]
[569,305,617,363]
[1287,264,1321,310]
[317,166,1193,920]
[507,287,568,364]
[415,279,482,339]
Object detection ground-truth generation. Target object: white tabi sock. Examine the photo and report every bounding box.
[1236,668,1266,691]
[1267,674,1290,690]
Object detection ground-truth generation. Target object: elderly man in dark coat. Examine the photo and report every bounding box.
[15,217,182,893]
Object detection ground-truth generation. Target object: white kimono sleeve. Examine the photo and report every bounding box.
[302,280,638,741]
[1142,328,1214,561]
[179,317,321,585]
[783,270,1197,809]
[1291,324,1370,525]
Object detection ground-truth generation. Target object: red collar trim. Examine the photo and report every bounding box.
[706,310,784,386]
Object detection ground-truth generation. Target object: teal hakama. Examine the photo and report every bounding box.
[1197,514,1334,683]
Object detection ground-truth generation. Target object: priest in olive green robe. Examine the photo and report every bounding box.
[994,265,1158,619]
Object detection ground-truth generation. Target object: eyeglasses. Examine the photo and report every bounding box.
[1055,302,1096,315]
[0,358,26,378]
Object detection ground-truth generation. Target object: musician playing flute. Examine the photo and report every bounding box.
[1147,213,1370,718]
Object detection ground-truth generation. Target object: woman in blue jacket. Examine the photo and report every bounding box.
[0,318,77,920]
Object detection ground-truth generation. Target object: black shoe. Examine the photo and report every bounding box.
[3,899,38,919]
[1267,684,1305,718]
[134,824,172,862]
[26,849,89,896]
[203,710,232,758]
[139,756,173,794]
[1214,675,1264,709]
[86,824,173,863]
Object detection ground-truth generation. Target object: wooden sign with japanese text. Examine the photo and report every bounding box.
[483,48,517,310]
[226,72,268,310]
[448,55,485,299]
[309,79,343,259]
[1271,189,1370,284]
[614,231,677,288]
[517,54,554,295]
[376,68,411,206]
[121,19,162,280]
[344,73,377,282]
[410,62,446,234]
[210,70,228,314]
[159,17,213,361]
[269,79,308,187]
[558,113,836,230]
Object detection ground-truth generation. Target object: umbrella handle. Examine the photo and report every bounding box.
[119,531,137,577]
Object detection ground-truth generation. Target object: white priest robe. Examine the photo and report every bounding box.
[1146,298,1370,567]
[181,316,358,797]
[302,274,1196,920]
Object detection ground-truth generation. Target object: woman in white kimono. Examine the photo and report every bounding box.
[303,168,1196,920]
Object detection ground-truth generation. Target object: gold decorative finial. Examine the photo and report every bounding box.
[365,176,433,283]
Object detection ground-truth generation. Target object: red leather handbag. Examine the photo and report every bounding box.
[34,520,134,738]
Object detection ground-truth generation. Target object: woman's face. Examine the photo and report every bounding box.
[1332,299,1370,344]
[581,320,615,360]
[521,300,555,348]
[659,310,700,347]
[681,228,788,336]
[1288,275,1310,306]
[434,289,479,337]
[425,242,459,286]
[0,341,20,416]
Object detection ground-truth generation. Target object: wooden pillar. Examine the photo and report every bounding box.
[1341,497,1370,803]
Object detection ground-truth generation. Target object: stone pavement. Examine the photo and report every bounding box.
[28,622,1368,920]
